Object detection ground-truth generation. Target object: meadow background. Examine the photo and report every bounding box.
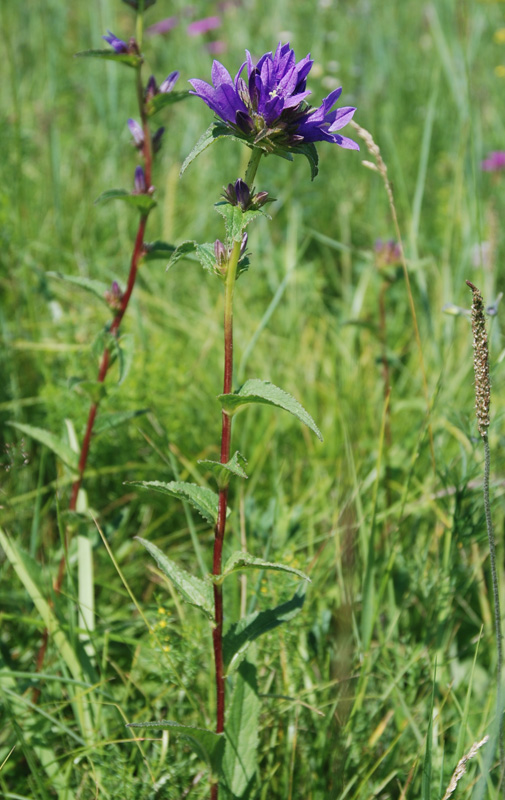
[1,0,505,797]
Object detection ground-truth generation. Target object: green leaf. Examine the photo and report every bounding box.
[127,720,223,776]
[219,379,323,441]
[135,537,214,619]
[46,272,109,305]
[146,91,191,117]
[117,333,134,385]
[128,480,224,525]
[75,49,142,69]
[165,241,218,274]
[180,122,246,176]
[219,551,310,583]
[94,189,156,214]
[222,659,259,797]
[214,203,270,243]
[143,240,176,261]
[198,451,248,489]
[93,408,149,436]
[68,378,107,404]
[8,422,79,472]
[223,585,306,674]
[292,142,319,180]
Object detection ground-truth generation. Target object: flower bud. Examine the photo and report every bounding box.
[134,166,147,194]
[128,118,144,149]
[102,30,128,53]
[159,71,180,93]
[145,75,158,102]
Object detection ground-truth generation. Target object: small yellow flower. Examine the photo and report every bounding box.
[163,645,170,652]
[158,620,167,629]
[495,28,505,42]
[495,65,505,77]
[158,607,166,615]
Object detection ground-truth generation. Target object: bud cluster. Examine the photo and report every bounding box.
[467,281,491,437]
[214,232,248,277]
[104,281,124,310]
[221,179,271,212]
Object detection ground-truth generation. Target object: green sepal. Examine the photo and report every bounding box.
[291,142,319,180]
[221,659,259,796]
[223,585,306,674]
[219,379,323,441]
[75,49,142,69]
[216,551,310,584]
[46,272,109,305]
[214,203,270,243]
[143,240,176,261]
[94,189,156,214]
[198,451,248,489]
[7,422,79,473]
[93,408,149,436]
[128,480,227,525]
[68,378,107,404]
[166,241,217,275]
[135,537,214,619]
[146,91,191,117]
[126,720,223,775]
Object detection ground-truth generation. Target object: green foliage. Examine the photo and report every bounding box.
[198,451,248,488]
[8,422,79,472]
[74,49,142,68]
[135,536,214,618]
[218,550,310,583]
[222,659,260,797]
[146,91,191,117]
[130,480,225,525]
[214,202,270,243]
[94,189,156,214]
[127,720,224,776]
[219,379,323,441]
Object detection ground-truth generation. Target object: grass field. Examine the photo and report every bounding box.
[2,0,505,797]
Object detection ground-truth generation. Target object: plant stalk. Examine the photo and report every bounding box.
[210,150,262,800]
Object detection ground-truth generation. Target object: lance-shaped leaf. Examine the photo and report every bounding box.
[222,660,259,797]
[93,408,149,436]
[8,422,79,472]
[166,241,217,274]
[129,480,225,525]
[292,142,319,180]
[217,551,310,584]
[94,189,156,214]
[219,379,323,441]
[47,272,109,305]
[135,537,214,619]
[214,203,270,243]
[180,121,251,176]
[75,49,142,69]
[127,720,223,775]
[198,451,248,489]
[143,240,176,262]
[223,585,306,674]
[117,333,134,385]
[146,91,191,117]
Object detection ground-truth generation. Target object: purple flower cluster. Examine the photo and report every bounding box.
[189,42,358,151]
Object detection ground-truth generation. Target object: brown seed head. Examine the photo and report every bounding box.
[466,281,491,437]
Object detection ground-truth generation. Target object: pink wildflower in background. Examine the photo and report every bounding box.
[187,16,222,36]
[481,151,505,171]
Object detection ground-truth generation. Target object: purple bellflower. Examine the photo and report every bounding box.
[128,118,145,149]
[187,16,222,36]
[189,42,359,153]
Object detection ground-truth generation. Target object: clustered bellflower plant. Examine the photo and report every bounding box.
[128,43,359,799]
[29,0,188,675]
